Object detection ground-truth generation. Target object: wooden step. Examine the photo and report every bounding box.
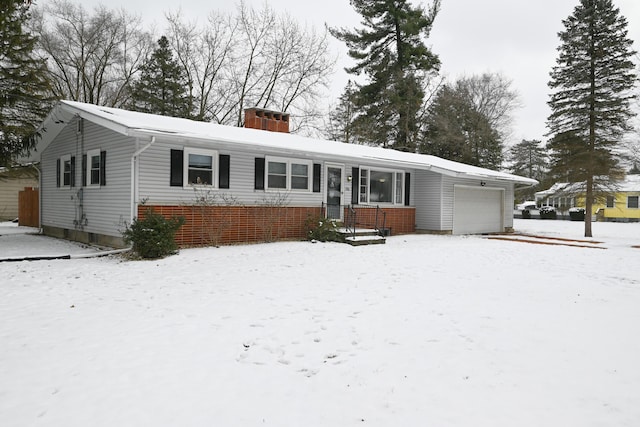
[338,227,386,246]
[344,235,386,246]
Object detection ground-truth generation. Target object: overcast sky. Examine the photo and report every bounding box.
[78,0,640,145]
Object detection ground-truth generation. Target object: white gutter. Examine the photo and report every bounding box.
[130,137,156,222]
[32,163,42,232]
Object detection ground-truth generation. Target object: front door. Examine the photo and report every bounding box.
[326,164,344,220]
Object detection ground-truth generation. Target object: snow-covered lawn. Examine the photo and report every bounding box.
[1,220,639,426]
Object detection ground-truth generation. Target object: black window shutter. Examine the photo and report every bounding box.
[351,167,359,205]
[70,156,76,187]
[170,149,184,187]
[312,163,321,193]
[56,158,60,187]
[404,172,411,206]
[254,158,265,190]
[100,151,106,186]
[219,154,230,189]
[82,154,87,186]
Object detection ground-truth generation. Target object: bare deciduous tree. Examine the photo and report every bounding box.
[455,73,521,142]
[166,9,236,122]
[30,0,153,107]
[166,2,335,131]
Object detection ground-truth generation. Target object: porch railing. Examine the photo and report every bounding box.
[323,203,388,238]
[345,205,357,239]
[373,205,387,237]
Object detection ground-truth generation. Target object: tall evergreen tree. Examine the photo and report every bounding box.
[420,84,503,169]
[129,36,193,118]
[330,0,440,151]
[0,0,52,167]
[508,139,549,183]
[507,139,550,201]
[326,81,359,143]
[547,0,637,237]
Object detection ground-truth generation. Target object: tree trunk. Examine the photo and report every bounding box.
[584,13,596,238]
[584,175,593,237]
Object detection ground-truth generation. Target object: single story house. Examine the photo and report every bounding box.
[27,100,537,248]
[535,175,640,222]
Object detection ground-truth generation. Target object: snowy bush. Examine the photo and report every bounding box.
[304,214,341,242]
[122,208,185,259]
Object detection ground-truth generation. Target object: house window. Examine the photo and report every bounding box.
[291,163,309,190]
[185,148,216,186]
[85,149,104,187]
[606,195,615,208]
[358,168,404,204]
[267,160,287,189]
[628,196,639,209]
[359,169,368,203]
[265,157,312,191]
[59,154,73,187]
[395,172,404,204]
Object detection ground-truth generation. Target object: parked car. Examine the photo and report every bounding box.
[514,201,538,219]
[539,205,557,219]
[569,207,586,221]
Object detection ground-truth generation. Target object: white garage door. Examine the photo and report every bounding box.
[453,186,504,234]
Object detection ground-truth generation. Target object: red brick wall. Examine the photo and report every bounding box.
[139,205,416,247]
[348,206,415,235]
[244,108,290,133]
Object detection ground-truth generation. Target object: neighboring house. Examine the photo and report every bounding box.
[27,101,537,248]
[0,167,38,221]
[535,175,640,222]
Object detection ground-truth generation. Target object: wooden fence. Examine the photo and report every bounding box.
[18,187,39,227]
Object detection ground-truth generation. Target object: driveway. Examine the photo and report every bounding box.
[0,222,110,261]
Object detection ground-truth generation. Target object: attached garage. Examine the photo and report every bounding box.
[453,185,504,234]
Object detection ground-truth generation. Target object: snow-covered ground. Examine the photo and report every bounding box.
[1,219,639,426]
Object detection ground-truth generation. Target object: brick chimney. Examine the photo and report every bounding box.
[244,107,290,133]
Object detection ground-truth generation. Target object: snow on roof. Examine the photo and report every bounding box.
[536,175,640,197]
[43,100,537,185]
[618,174,640,192]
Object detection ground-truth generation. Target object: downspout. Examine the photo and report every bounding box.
[32,163,42,233]
[130,136,156,222]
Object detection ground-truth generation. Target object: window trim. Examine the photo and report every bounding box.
[85,149,102,187]
[606,195,615,208]
[184,147,218,187]
[358,166,406,205]
[265,156,313,192]
[60,154,72,187]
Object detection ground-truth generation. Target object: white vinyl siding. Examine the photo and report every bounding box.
[414,170,443,231]
[41,117,133,238]
[414,171,514,233]
[137,143,320,207]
